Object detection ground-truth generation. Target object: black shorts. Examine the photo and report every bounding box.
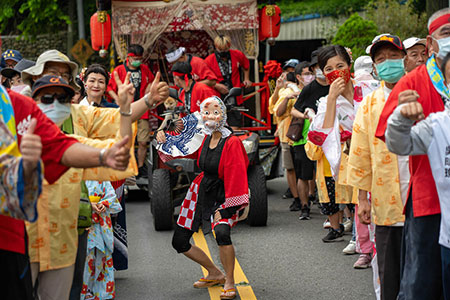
[292,144,314,180]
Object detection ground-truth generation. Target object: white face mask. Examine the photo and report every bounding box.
[37,101,71,126]
[435,36,450,60]
[11,84,27,93]
[315,68,325,80]
[302,74,315,85]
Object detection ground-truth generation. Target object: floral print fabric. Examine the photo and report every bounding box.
[81,181,122,300]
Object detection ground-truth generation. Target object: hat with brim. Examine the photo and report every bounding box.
[283,59,299,69]
[403,37,427,50]
[2,49,23,64]
[366,34,406,59]
[31,75,75,98]
[22,50,79,90]
[310,49,320,66]
[1,59,35,79]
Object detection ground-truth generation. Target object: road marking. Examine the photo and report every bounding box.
[192,229,257,300]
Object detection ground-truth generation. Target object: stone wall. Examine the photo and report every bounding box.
[1,32,68,60]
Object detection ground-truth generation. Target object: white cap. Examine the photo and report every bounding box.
[354,55,373,80]
[165,47,185,63]
[403,37,426,50]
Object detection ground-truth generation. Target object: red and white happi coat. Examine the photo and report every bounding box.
[177,136,249,230]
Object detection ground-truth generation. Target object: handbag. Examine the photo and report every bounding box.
[77,181,92,229]
[286,117,304,142]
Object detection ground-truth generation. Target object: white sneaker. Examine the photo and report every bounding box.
[342,240,356,255]
[323,219,331,229]
[343,218,353,232]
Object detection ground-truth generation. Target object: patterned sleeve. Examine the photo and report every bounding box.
[100,181,122,215]
[347,97,373,191]
[308,96,342,177]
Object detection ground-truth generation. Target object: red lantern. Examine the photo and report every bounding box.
[90,11,111,52]
[260,5,281,40]
[258,8,267,41]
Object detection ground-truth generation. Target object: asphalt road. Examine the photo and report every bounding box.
[115,178,374,300]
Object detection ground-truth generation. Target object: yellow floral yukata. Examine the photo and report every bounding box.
[347,83,406,226]
[305,141,356,204]
[26,105,138,272]
[269,87,296,144]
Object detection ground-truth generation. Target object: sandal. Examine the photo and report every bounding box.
[220,288,237,299]
[193,277,226,288]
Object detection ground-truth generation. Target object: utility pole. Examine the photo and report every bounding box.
[77,0,85,40]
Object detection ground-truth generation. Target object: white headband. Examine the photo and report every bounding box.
[165,47,185,63]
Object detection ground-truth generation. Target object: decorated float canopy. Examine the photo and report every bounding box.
[111,0,259,62]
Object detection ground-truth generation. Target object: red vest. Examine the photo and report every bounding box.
[205,50,250,105]
[107,63,154,119]
[376,64,444,217]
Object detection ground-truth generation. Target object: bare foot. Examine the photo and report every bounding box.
[205,268,225,281]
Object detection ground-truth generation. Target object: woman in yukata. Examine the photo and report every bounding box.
[81,181,122,300]
[306,45,358,242]
[157,96,249,300]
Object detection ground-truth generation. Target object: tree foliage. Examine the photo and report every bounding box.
[365,0,428,40]
[332,13,379,60]
[0,0,70,40]
[258,0,371,19]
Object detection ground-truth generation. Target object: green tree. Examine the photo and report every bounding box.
[332,13,379,60]
[0,0,70,40]
[366,0,428,40]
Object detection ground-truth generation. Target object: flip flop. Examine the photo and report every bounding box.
[220,288,237,299]
[193,277,226,288]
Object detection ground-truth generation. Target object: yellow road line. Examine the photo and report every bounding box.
[192,229,257,300]
[192,230,223,299]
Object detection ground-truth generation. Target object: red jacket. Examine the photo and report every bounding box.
[375,64,444,217]
[0,91,77,254]
[188,55,218,82]
[107,62,154,119]
[205,49,249,105]
[180,82,220,113]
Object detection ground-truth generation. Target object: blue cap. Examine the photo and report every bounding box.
[2,49,23,64]
[283,59,299,69]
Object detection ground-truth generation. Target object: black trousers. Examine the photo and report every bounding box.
[0,249,34,300]
[172,224,232,253]
[398,197,443,300]
[375,225,403,300]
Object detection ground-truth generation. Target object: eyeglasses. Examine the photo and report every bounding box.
[44,68,73,83]
[40,93,72,104]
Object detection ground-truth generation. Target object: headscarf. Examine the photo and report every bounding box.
[199,96,231,138]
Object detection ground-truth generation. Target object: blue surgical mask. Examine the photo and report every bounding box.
[38,101,71,126]
[435,36,450,60]
[375,59,405,83]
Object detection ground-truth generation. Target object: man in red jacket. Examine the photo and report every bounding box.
[375,8,450,300]
[108,44,155,177]
[172,61,219,114]
[205,35,252,127]
[166,46,217,88]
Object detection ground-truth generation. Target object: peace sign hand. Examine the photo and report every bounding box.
[114,71,135,110]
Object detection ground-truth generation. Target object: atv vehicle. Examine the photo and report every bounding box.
[147,87,268,231]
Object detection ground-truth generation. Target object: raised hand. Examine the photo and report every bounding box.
[148,72,169,107]
[398,90,420,105]
[115,71,135,109]
[20,118,42,180]
[103,136,131,171]
[276,73,286,89]
[400,101,425,121]
[328,77,346,101]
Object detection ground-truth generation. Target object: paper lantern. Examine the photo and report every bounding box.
[90,11,111,52]
[260,5,281,41]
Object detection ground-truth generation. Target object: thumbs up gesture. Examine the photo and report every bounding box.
[147,72,169,107]
[102,136,131,171]
[20,118,42,179]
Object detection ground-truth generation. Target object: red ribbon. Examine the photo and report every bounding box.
[429,14,450,35]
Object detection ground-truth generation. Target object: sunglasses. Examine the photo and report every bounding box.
[40,93,72,104]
